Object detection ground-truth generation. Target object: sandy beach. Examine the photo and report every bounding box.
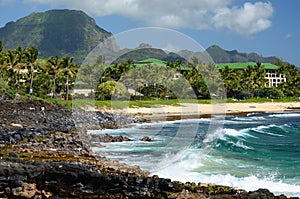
[112,102,300,120]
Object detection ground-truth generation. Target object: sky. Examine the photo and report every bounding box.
[0,0,299,66]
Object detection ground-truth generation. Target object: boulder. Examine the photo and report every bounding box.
[141,136,151,142]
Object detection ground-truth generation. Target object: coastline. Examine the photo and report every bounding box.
[0,99,299,198]
[111,102,300,120]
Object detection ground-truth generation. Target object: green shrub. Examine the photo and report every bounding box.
[255,88,284,99]
[95,80,129,100]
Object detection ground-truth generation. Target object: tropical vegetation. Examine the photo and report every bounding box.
[0,42,79,99]
[1,42,300,103]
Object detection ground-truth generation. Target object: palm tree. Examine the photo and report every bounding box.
[3,49,23,91]
[48,56,61,98]
[276,58,300,96]
[252,62,267,90]
[240,63,267,98]
[77,63,103,93]
[58,56,78,100]
[220,65,239,97]
[23,46,38,96]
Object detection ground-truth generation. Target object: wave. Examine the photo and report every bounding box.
[197,174,300,197]
[154,168,300,197]
[268,113,300,118]
[232,116,266,121]
[248,124,289,137]
[223,128,253,138]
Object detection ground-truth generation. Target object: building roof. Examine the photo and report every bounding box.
[132,59,280,71]
[216,62,279,70]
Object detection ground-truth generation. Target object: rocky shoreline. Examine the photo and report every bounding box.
[0,99,298,198]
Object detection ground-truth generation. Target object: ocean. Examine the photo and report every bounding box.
[90,112,300,197]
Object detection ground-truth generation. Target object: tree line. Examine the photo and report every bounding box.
[1,42,300,101]
[83,57,300,100]
[0,42,79,99]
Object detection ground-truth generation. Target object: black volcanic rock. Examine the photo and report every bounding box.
[0,99,143,144]
[0,159,296,198]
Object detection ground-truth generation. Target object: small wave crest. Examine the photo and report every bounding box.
[224,128,252,138]
[232,116,266,121]
[269,113,300,118]
[249,125,287,137]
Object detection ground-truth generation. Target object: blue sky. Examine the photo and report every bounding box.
[0,0,299,66]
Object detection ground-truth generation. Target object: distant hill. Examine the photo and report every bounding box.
[113,45,277,65]
[205,45,276,63]
[0,9,112,63]
[113,46,187,64]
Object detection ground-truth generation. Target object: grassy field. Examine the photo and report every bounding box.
[42,97,300,110]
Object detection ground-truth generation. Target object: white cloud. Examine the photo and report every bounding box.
[22,0,274,36]
[284,33,294,40]
[212,2,274,36]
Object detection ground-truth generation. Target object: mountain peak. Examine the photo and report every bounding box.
[0,9,112,63]
[207,45,223,50]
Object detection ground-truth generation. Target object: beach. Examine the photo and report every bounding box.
[112,102,300,120]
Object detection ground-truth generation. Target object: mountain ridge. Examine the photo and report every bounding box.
[205,45,276,63]
[0,9,277,64]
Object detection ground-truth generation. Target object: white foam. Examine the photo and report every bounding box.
[233,116,266,121]
[154,169,300,197]
[152,148,300,197]
[203,128,225,144]
[224,128,246,137]
[269,113,300,118]
[224,128,256,138]
[201,174,300,197]
[228,140,253,150]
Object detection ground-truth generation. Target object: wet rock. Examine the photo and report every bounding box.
[247,188,276,199]
[9,151,19,158]
[141,136,151,142]
[12,182,38,198]
[90,133,131,143]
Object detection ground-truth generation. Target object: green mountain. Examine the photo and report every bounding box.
[206,45,276,63]
[113,47,187,64]
[0,9,112,63]
[113,45,276,65]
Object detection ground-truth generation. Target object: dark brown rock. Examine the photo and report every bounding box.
[141,136,151,142]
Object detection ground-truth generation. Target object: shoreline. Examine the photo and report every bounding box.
[109,102,300,121]
[0,99,299,198]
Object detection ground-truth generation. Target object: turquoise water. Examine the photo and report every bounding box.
[91,112,300,197]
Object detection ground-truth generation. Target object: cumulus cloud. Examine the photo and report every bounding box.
[212,2,274,36]
[22,0,274,36]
